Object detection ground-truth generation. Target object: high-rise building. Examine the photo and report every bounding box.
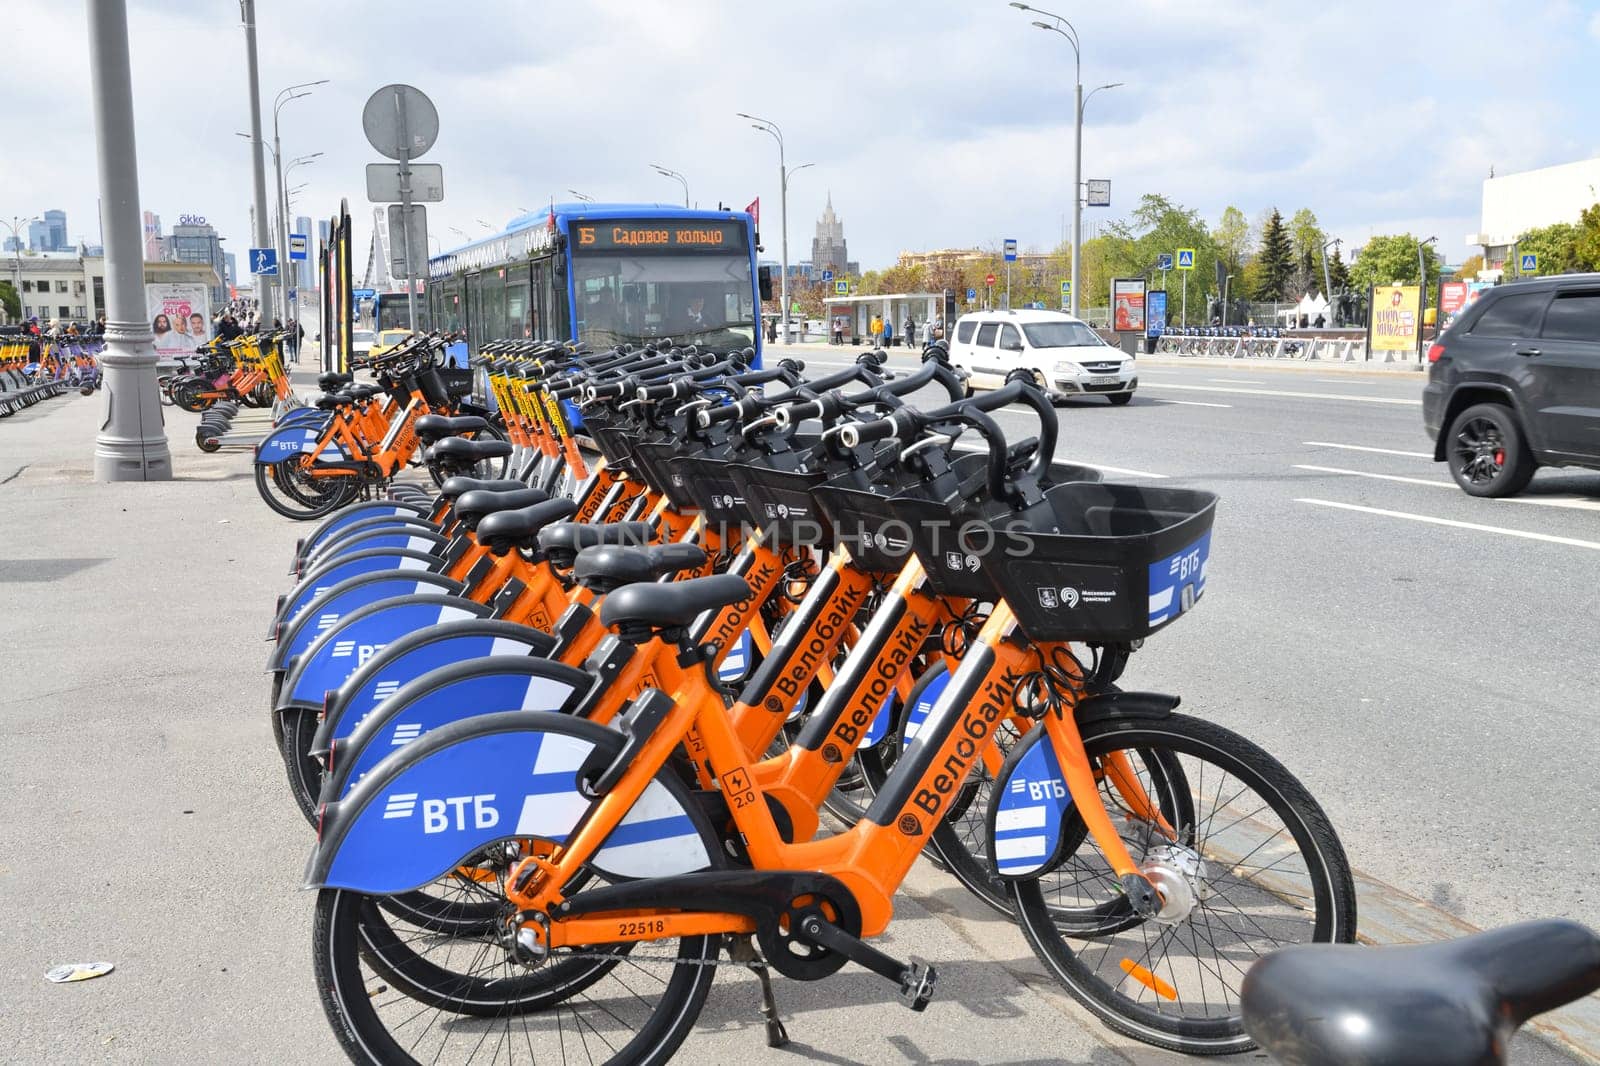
[224,252,238,294]
[142,211,168,260]
[3,237,20,253]
[810,194,858,277]
[169,221,228,305]
[28,210,68,252]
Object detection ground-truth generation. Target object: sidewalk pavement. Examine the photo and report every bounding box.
[0,390,1178,1065]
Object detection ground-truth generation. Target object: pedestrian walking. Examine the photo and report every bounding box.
[882,318,894,349]
[904,316,917,348]
[766,316,777,344]
[870,314,883,348]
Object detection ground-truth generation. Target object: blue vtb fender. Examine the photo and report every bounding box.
[297,528,447,574]
[277,595,493,709]
[254,424,351,465]
[294,500,429,565]
[313,620,558,756]
[986,691,1181,879]
[273,548,443,638]
[299,517,442,571]
[899,661,953,751]
[275,408,329,430]
[321,657,589,801]
[306,711,716,894]
[271,575,468,676]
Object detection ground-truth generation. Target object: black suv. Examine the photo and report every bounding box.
[1423,276,1600,496]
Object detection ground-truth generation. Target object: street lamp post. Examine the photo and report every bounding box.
[649,166,690,208]
[1014,4,1082,318]
[239,0,273,325]
[87,0,171,480]
[281,153,320,334]
[1319,237,1341,325]
[1417,235,1438,362]
[273,79,327,326]
[738,114,806,345]
[567,190,595,203]
[3,215,39,322]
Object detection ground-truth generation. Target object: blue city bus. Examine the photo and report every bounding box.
[427,203,768,364]
[372,290,423,332]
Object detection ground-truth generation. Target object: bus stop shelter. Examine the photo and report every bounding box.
[823,292,946,345]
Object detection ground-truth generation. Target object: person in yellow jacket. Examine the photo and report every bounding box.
[870,314,883,347]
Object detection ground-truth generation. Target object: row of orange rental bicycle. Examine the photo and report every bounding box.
[260,336,1598,1065]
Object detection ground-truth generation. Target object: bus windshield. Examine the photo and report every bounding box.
[572,251,755,352]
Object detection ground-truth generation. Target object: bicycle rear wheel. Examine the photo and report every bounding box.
[254,460,359,521]
[1010,712,1355,1056]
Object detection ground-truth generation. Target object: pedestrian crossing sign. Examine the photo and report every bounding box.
[1176,249,1195,270]
[834,280,848,295]
[1519,253,1538,272]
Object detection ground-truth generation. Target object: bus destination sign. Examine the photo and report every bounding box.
[572,220,745,252]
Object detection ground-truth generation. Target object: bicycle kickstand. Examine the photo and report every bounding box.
[727,934,789,1048]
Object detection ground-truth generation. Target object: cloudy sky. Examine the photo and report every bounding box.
[6,0,1600,275]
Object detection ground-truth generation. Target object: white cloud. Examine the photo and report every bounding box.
[3,0,1598,277]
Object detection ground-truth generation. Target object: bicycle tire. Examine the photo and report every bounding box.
[313,887,714,1066]
[1010,712,1356,1056]
[254,460,358,521]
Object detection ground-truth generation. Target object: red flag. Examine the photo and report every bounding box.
[745,198,759,225]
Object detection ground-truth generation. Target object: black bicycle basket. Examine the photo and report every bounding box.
[984,482,1217,642]
[667,454,758,530]
[727,435,831,548]
[632,439,700,511]
[888,455,1105,599]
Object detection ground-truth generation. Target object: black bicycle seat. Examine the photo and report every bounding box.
[415,413,491,443]
[437,476,526,502]
[572,543,708,592]
[428,436,513,463]
[599,573,751,636]
[452,487,551,531]
[349,384,383,402]
[1242,919,1600,1066]
[536,521,654,568]
[314,391,352,411]
[318,372,353,390]
[474,498,581,555]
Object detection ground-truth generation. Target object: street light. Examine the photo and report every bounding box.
[1417,235,1438,361]
[567,189,595,203]
[649,165,690,208]
[449,227,469,241]
[273,78,327,323]
[736,112,801,345]
[1015,3,1100,319]
[3,215,39,322]
[1319,237,1342,325]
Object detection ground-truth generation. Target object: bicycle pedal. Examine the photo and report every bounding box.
[899,957,937,1012]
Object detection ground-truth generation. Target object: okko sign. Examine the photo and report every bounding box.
[1369,285,1420,353]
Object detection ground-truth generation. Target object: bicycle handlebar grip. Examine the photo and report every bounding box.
[774,397,825,427]
[637,381,682,403]
[697,402,743,428]
[587,381,629,402]
[837,412,906,449]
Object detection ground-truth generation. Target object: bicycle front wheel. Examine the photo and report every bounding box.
[1011,712,1355,1056]
[313,887,716,1066]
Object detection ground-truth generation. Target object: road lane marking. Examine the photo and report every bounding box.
[1293,466,1448,488]
[1296,498,1600,551]
[1303,441,1432,458]
[1061,459,1170,479]
[1140,382,1421,406]
[1208,377,1262,384]
[1315,378,1373,384]
[1295,464,1600,511]
[1160,400,1233,408]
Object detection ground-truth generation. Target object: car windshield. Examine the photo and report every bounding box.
[353,331,375,344]
[1023,321,1104,348]
[378,331,409,346]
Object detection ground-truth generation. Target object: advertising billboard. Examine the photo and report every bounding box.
[145,283,211,359]
[1147,290,1168,337]
[1369,285,1421,353]
[1112,278,1147,332]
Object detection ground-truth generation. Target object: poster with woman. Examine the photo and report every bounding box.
[145,284,210,358]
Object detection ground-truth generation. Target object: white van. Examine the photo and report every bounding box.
[947,309,1136,405]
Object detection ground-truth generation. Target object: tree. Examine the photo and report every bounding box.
[1253,208,1295,301]
[1212,206,1251,277]
[1326,245,1350,292]
[1455,253,1484,280]
[0,280,17,322]
[1095,193,1220,324]
[1574,203,1600,271]
[1287,208,1325,296]
[1508,221,1582,278]
[1348,234,1443,304]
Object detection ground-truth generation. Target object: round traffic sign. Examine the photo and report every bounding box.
[985,273,996,286]
[362,84,439,161]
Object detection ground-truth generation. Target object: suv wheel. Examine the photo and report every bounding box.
[1446,403,1536,497]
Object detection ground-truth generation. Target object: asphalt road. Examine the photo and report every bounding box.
[775,343,1600,937]
[0,364,1592,1065]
